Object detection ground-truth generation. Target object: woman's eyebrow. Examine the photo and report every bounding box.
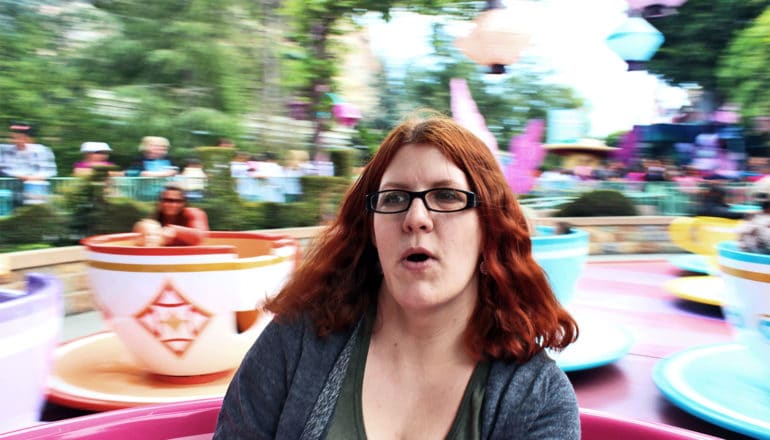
[379,179,463,189]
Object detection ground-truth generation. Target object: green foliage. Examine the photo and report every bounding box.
[67,172,151,239]
[329,148,355,178]
[0,1,104,169]
[236,201,267,230]
[0,0,266,174]
[299,175,353,221]
[196,146,238,168]
[647,0,769,96]
[299,176,352,201]
[604,130,629,148]
[351,125,381,165]
[0,243,53,253]
[718,7,770,120]
[194,146,242,230]
[278,0,463,157]
[83,0,249,113]
[554,190,638,217]
[172,109,243,153]
[541,153,563,172]
[259,202,320,229]
[0,204,70,246]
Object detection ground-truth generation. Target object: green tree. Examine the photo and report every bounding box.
[47,0,271,166]
[84,0,250,113]
[278,1,477,157]
[717,6,770,121]
[0,1,108,171]
[646,0,769,104]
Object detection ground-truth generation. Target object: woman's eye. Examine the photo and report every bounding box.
[382,192,407,205]
[434,189,460,201]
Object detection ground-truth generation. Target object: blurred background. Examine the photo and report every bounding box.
[1,0,770,249]
[3,0,767,170]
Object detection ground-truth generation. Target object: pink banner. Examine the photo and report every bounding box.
[505,119,545,195]
[449,78,498,154]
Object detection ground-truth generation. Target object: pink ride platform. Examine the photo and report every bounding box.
[0,398,717,439]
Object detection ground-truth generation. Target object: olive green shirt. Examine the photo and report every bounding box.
[326,313,490,439]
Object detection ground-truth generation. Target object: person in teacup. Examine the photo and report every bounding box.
[134,184,209,246]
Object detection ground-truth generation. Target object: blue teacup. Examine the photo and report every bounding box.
[532,226,590,306]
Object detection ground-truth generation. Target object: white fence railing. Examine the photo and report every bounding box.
[0,177,758,218]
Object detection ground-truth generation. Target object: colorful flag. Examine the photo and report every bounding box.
[506,119,545,195]
[449,78,498,154]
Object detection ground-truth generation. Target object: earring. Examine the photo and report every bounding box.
[479,260,488,275]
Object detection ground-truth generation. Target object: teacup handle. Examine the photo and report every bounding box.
[236,310,261,332]
[235,309,273,339]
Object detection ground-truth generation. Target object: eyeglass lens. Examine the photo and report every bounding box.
[373,189,470,213]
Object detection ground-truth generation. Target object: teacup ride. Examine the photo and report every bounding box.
[654,242,770,439]
[0,398,715,440]
[664,216,741,307]
[0,274,63,434]
[532,226,634,372]
[47,231,300,411]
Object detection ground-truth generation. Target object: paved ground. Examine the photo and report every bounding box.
[62,310,104,342]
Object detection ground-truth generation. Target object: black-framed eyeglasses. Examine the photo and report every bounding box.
[365,188,478,214]
[161,198,185,204]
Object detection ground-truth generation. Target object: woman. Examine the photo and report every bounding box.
[136,184,209,246]
[214,114,580,439]
[73,142,118,177]
[125,136,177,177]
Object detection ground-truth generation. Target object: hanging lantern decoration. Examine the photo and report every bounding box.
[317,93,362,128]
[332,102,362,128]
[454,0,536,74]
[625,0,687,18]
[606,16,664,71]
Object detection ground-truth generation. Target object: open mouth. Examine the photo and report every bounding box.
[405,253,430,263]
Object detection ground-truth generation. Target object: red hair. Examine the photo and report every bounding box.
[267,113,577,362]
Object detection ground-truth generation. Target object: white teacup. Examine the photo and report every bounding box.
[717,241,770,375]
[82,231,299,378]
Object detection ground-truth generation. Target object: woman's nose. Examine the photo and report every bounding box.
[402,197,433,232]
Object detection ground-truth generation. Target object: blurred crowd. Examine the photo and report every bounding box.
[0,122,336,206]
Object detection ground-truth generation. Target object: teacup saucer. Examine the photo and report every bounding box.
[549,320,634,372]
[663,276,724,306]
[48,332,234,411]
[667,254,717,275]
[653,343,770,440]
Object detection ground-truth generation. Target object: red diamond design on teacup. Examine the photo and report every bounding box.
[134,279,212,357]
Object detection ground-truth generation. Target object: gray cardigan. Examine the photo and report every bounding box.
[214,315,580,439]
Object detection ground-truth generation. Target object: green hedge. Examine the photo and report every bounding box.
[0,204,71,249]
[554,190,638,217]
[329,149,355,178]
